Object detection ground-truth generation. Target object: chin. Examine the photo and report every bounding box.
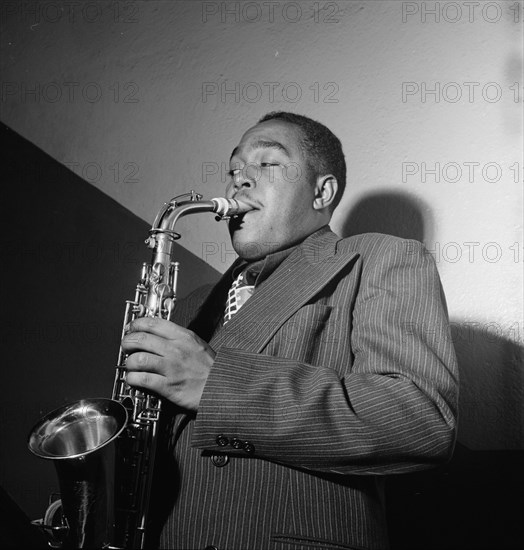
[231,232,269,261]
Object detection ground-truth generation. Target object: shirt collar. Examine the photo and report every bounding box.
[231,225,331,286]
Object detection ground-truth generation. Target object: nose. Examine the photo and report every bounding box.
[233,177,252,192]
[233,165,257,191]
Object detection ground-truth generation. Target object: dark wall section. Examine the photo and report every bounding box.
[1,124,220,522]
[386,443,523,549]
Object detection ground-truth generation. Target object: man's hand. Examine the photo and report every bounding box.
[121,317,215,411]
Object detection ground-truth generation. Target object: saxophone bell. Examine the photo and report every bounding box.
[28,399,128,549]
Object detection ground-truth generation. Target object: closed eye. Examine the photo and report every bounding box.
[228,163,281,178]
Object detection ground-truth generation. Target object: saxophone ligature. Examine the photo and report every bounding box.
[28,192,250,549]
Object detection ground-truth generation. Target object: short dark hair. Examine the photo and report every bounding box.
[258,111,346,210]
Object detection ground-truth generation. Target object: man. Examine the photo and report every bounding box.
[122,112,458,550]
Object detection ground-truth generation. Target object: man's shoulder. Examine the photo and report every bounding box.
[337,232,424,259]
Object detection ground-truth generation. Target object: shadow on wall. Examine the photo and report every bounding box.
[451,324,523,450]
[339,190,433,243]
[337,190,524,549]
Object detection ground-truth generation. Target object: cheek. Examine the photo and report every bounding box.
[272,193,306,219]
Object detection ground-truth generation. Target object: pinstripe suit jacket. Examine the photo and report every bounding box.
[157,228,458,550]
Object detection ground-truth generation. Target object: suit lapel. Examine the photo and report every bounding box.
[210,229,359,353]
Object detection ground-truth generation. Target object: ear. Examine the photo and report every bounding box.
[313,175,338,211]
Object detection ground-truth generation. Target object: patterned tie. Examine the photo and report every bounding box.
[223,270,255,325]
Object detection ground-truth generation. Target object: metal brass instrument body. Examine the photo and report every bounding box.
[28,193,248,549]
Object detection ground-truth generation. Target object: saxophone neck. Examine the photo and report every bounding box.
[152,191,208,232]
[151,192,251,234]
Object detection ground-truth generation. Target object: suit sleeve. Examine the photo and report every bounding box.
[191,239,459,475]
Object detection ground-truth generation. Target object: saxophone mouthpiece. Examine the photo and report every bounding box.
[212,198,252,221]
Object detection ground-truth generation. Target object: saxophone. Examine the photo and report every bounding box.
[28,192,249,549]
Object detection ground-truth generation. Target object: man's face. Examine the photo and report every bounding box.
[226,119,322,260]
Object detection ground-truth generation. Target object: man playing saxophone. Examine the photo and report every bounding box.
[122,111,458,550]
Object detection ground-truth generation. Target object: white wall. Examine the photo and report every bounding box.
[1,0,522,449]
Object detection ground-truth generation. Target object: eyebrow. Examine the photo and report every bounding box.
[230,139,291,160]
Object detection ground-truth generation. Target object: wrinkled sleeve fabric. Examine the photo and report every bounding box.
[191,239,459,475]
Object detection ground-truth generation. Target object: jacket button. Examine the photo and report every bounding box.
[230,437,243,449]
[243,441,255,454]
[210,454,229,467]
[215,435,229,447]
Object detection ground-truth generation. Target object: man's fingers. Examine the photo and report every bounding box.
[126,370,166,396]
[122,331,168,355]
[126,317,187,340]
[125,351,167,374]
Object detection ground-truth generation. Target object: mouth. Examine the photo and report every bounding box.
[232,195,263,213]
[228,195,261,231]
